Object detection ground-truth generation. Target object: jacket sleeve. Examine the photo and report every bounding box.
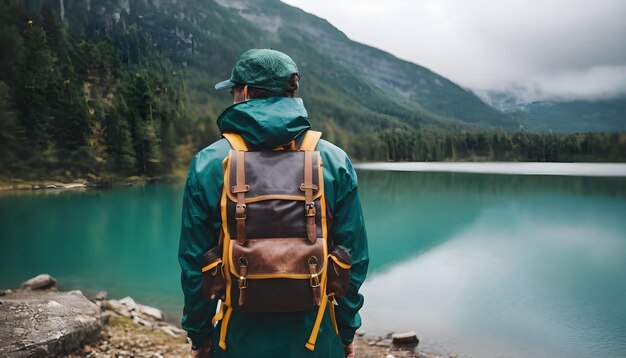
[178,155,222,349]
[332,157,369,345]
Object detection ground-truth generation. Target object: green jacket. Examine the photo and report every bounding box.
[178,97,369,357]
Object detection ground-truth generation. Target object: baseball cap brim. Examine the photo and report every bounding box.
[214,79,237,90]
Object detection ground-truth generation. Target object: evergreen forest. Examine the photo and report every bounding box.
[1,0,624,183]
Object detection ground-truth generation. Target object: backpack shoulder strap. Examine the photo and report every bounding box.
[299,130,322,151]
[222,132,249,151]
[224,131,320,151]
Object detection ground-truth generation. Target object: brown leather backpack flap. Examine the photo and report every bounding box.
[225,150,324,240]
[227,151,322,202]
[228,238,325,312]
[229,238,324,278]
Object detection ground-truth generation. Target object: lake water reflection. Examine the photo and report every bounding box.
[358,170,626,357]
[0,167,625,357]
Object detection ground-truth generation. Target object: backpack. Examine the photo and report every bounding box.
[201,130,352,351]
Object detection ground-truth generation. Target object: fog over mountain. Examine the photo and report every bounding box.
[281,0,626,103]
[1,0,624,179]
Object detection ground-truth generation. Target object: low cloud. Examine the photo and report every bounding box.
[282,0,626,101]
[481,65,626,102]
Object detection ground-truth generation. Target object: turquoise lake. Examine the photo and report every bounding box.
[1,165,625,357]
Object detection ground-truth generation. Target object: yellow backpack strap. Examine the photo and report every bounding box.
[222,132,249,151]
[299,130,322,151]
[305,277,329,351]
[272,140,297,151]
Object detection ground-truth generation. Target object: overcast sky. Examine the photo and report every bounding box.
[281,0,626,102]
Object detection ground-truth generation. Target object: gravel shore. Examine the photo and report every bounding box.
[2,274,451,358]
[66,314,447,358]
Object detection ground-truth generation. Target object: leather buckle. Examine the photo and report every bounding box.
[232,185,250,194]
[305,203,316,217]
[299,183,319,192]
[235,204,247,220]
[238,276,248,289]
[308,256,320,287]
[237,256,248,289]
[310,273,320,288]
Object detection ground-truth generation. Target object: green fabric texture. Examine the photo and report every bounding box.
[214,49,298,93]
[178,97,369,357]
[217,97,310,149]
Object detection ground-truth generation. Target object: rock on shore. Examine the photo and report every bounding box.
[0,274,189,357]
[20,274,57,290]
[0,289,103,357]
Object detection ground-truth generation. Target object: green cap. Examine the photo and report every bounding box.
[214,49,299,93]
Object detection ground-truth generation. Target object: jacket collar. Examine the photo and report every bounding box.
[217,97,311,149]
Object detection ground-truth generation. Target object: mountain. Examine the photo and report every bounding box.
[158,0,515,138]
[216,0,510,127]
[1,0,624,180]
[43,0,518,152]
[477,90,626,133]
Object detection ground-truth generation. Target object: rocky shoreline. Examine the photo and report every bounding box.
[1,274,450,358]
[0,176,181,192]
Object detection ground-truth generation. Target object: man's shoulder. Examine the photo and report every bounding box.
[316,138,359,188]
[191,138,231,175]
[316,139,350,164]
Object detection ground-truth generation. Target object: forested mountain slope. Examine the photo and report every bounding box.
[0,0,623,181]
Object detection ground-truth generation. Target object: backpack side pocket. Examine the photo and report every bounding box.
[201,246,226,301]
[327,245,352,298]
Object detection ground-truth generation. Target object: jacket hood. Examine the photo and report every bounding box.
[217,97,311,149]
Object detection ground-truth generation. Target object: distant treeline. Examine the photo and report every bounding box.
[0,1,624,182]
[374,128,626,162]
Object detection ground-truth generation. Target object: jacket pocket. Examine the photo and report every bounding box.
[201,246,226,301]
[327,245,352,298]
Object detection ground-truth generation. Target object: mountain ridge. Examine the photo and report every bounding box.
[1,0,624,180]
[220,0,511,128]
